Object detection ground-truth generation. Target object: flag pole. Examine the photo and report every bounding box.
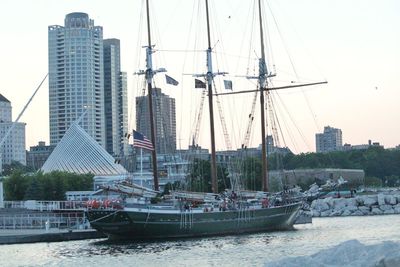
[140,148,143,187]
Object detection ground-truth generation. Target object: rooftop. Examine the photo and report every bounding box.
[0,94,10,103]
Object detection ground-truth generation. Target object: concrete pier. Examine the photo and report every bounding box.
[0,229,106,245]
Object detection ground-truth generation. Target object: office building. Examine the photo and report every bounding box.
[103,38,128,156]
[136,88,176,154]
[26,141,56,170]
[48,12,105,147]
[315,126,343,153]
[0,94,26,169]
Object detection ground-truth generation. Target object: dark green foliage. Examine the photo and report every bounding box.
[2,161,33,176]
[162,181,182,195]
[365,176,382,187]
[3,170,30,200]
[24,177,42,200]
[274,147,400,183]
[187,159,230,193]
[241,157,262,191]
[3,171,94,201]
[241,146,400,190]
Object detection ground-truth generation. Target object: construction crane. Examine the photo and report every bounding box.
[241,90,258,149]
[191,89,207,146]
[213,81,232,150]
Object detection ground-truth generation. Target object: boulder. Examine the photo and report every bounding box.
[346,205,358,213]
[389,195,397,205]
[333,198,347,210]
[330,210,342,217]
[320,210,331,217]
[363,196,377,206]
[341,210,352,216]
[384,209,395,215]
[325,197,334,208]
[355,196,364,206]
[346,198,357,207]
[314,201,330,212]
[358,206,370,215]
[371,207,383,215]
[311,199,325,209]
[312,210,321,217]
[351,210,364,216]
[379,204,393,211]
[394,206,400,214]
[378,194,386,206]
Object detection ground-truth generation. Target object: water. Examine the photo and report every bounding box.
[1,215,400,267]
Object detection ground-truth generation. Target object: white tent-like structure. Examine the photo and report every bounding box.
[41,122,127,176]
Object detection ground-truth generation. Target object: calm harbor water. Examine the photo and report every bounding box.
[1,215,400,267]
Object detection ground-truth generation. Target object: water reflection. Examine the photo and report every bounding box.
[6,215,399,267]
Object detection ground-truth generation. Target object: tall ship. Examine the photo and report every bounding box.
[86,0,324,240]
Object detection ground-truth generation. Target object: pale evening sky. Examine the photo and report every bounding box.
[0,0,399,153]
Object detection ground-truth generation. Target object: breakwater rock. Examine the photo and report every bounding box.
[311,193,400,217]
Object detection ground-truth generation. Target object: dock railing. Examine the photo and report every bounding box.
[0,212,87,230]
[3,200,87,211]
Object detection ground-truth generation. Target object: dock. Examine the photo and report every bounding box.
[0,228,106,245]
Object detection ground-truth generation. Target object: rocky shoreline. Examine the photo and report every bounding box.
[311,193,400,217]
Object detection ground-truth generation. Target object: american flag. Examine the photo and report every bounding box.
[133,130,154,151]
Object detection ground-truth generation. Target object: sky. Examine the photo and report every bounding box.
[0,0,399,154]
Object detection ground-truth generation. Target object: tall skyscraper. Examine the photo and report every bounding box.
[136,88,176,154]
[103,39,128,156]
[48,12,105,147]
[0,94,26,169]
[316,126,343,153]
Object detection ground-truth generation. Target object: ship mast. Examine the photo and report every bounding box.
[205,0,218,194]
[214,0,327,192]
[145,0,159,191]
[257,0,269,192]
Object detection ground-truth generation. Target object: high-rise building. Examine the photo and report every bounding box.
[103,39,128,156]
[315,126,343,153]
[136,88,176,154]
[0,94,12,123]
[48,12,105,147]
[0,94,26,169]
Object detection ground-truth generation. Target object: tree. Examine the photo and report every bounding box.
[241,157,262,191]
[187,159,230,193]
[2,161,33,176]
[3,170,30,200]
[24,177,42,200]
[3,170,94,201]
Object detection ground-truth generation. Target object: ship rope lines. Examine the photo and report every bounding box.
[144,207,151,227]
[180,209,193,229]
[236,206,251,225]
[89,210,120,224]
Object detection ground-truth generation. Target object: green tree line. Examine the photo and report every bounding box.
[3,170,94,201]
[184,147,400,193]
[272,146,400,179]
[265,146,400,189]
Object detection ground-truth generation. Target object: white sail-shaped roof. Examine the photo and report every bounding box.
[41,122,127,175]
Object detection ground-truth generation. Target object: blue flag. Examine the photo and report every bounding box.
[165,74,179,86]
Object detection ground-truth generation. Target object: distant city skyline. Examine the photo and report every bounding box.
[0,0,399,153]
